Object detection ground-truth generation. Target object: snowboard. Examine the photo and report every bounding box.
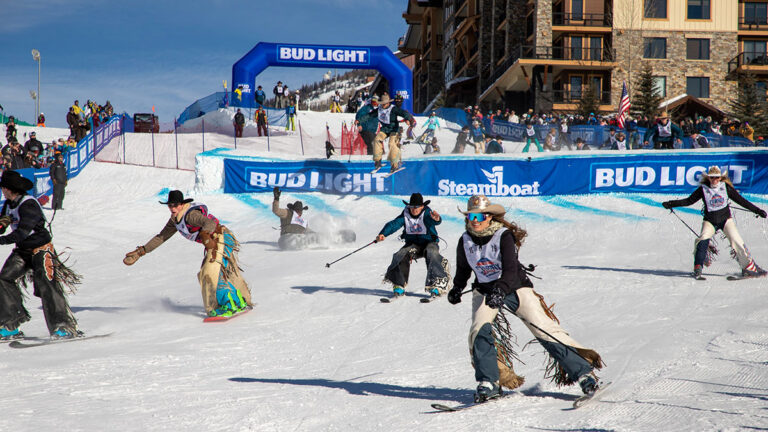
[203,306,253,323]
[8,333,113,349]
[572,381,613,408]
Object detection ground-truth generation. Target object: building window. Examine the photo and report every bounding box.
[643,37,667,58]
[687,77,710,98]
[590,37,602,60]
[653,76,667,97]
[644,0,667,19]
[572,0,583,20]
[571,36,583,60]
[744,2,768,25]
[744,40,768,64]
[686,39,710,60]
[687,0,710,20]
[570,76,583,100]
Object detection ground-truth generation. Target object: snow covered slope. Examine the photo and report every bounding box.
[1,161,767,431]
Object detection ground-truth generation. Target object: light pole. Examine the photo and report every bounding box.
[29,90,37,122]
[31,49,40,123]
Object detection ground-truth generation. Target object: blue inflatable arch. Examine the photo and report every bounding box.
[232,42,413,112]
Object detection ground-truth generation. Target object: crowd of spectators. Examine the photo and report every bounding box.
[67,99,113,142]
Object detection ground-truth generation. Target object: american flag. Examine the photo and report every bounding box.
[617,81,630,129]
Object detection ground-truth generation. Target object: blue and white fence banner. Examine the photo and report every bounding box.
[223,151,768,197]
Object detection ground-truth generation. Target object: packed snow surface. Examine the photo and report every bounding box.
[2,141,768,431]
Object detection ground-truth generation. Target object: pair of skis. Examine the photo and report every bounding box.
[380,293,440,303]
[5,332,113,349]
[693,273,765,281]
[431,381,612,412]
[371,165,405,177]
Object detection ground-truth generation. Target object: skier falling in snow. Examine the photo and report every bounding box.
[375,193,451,299]
[662,165,767,279]
[0,170,82,340]
[272,187,355,250]
[123,190,252,318]
[447,195,604,402]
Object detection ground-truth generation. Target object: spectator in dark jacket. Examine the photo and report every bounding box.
[5,117,17,143]
[273,81,285,108]
[50,153,67,210]
[233,109,245,137]
[66,108,79,139]
[255,85,266,106]
[24,132,43,154]
[254,107,268,137]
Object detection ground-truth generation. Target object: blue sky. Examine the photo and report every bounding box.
[0,0,408,128]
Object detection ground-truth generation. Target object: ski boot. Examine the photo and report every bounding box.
[373,160,382,171]
[578,372,599,395]
[692,265,703,279]
[742,262,767,278]
[474,381,502,403]
[0,326,23,341]
[389,162,400,174]
[393,286,405,297]
[52,326,82,340]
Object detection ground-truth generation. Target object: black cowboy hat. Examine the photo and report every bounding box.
[0,170,34,193]
[159,190,193,205]
[287,201,308,211]
[403,192,430,207]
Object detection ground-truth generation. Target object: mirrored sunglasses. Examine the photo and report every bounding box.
[466,213,490,222]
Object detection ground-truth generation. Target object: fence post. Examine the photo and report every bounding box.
[122,116,126,164]
[202,118,205,152]
[234,123,237,149]
[267,125,270,152]
[174,117,179,170]
[298,118,305,156]
[151,124,156,167]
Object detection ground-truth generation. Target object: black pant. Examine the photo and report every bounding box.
[52,183,66,209]
[384,242,447,288]
[360,130,376,155]
[0,248,77,333]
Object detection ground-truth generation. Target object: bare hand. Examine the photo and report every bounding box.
[375,234,385,243]
[430,210,440,221]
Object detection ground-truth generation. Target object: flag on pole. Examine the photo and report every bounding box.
[617,81,630,129]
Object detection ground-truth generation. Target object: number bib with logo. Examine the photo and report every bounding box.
[462,228,507,283]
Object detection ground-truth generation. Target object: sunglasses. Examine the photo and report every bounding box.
[466,213,490,222]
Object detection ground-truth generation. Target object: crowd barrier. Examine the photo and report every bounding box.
[13,115,122,200]
[222,150,768,197]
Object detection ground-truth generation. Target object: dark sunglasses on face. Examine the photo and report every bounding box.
[466,213,490,222]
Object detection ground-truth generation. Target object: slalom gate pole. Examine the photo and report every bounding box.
[669,209,699,237]
[325,240,376,268]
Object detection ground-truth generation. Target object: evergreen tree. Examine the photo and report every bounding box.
[632,62,663,119]
[577,82,600,118]
[729,72,768,137]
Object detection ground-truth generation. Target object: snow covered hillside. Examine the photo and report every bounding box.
[2,157,768,431]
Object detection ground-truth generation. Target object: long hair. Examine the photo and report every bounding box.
[492,215,528,248]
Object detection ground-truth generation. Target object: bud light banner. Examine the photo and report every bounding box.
[223,151,768,197]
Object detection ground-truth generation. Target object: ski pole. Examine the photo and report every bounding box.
[325,240,376,268]
[669,209,699,236]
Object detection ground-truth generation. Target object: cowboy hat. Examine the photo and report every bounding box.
[0,170,34,193]
[287,201,308,211]
[403,193,430,207]
[378,94,392,105]
[457,195,506,216]
[703,166,724,178]
[658,111,669,119]
[159,190,193,205]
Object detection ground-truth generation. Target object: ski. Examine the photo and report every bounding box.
[420,295,440,303]
[384,167,406,178]
[380,294,405,303]
[726,275,765,281]
[431,394,510,412]
[8,333,113,349]
[573,381,612,408]
[693,275,706,281]
[203,306,253,323]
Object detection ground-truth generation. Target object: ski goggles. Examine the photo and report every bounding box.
[466,212,490,222]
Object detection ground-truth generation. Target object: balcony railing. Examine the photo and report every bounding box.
[486,45,615,85]
[552,12,611,27]
[728,51,768,74]
[553,89,611,105]
[739,16,768,31]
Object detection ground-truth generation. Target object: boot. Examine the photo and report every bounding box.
[393,286,405,297]
[474,381,502,403]
[578,372,599,395]
[0,326,23,340]
[693,265,703,278]
[52,325,81,340]
[742,261,767,278]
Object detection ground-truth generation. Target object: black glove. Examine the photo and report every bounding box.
[485,288,506,309]
[662,201,672,209]
[758,209,767,218]
[447,287,462,305]
[273,187,280,200]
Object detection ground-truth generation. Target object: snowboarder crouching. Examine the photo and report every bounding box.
[123,190,252,318]
[376,193,451,299]
[447,195,604,402]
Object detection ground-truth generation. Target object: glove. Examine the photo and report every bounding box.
[273,187,280,200]
[198,230,219,263]
[662,201,672,209]
[447,287,462,305]
[485,288,506,309]
[0,215,11,230]
[758,209,767,218]
[123,246,146,266]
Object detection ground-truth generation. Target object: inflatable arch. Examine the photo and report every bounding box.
[232,42,413,112]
